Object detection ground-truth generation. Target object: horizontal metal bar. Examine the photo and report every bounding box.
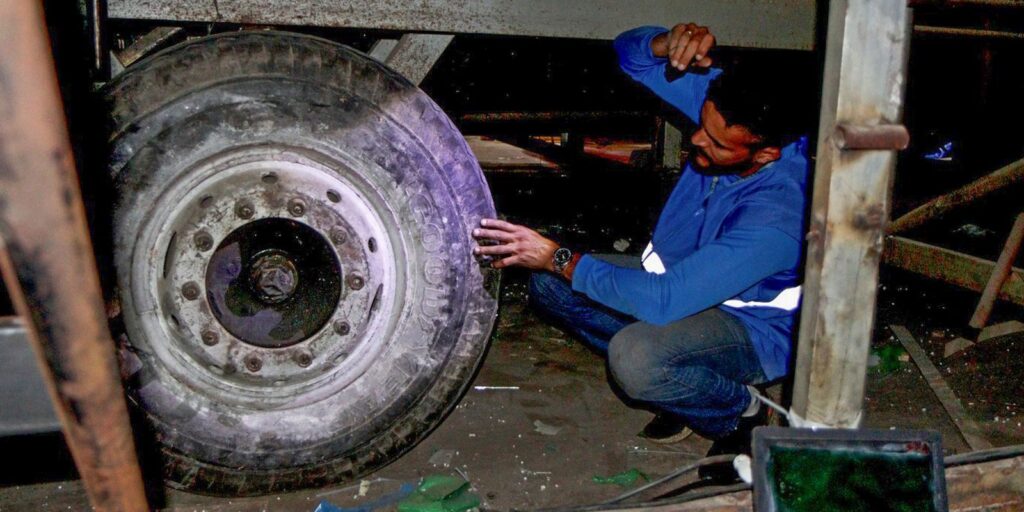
[459,111,648,124]
[911,0,1024,8]
[889,155,1024,233]
[833,123,909,150]
[915,25,1024,40]
[883,236,1024,306]
[0,318,61,436]
[107,0,817,50]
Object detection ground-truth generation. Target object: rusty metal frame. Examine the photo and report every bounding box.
[106,0,818,50]
[0,0,148,509]
[884,236,1024,306]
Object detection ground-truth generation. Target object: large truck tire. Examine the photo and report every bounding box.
[102,31,499,495]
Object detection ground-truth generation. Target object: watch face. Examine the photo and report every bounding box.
[554,248,572,266]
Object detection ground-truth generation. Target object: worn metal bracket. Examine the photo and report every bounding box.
[372,33,454,85]
[833,123,910,150]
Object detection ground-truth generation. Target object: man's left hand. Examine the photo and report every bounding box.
[472,219,559,271]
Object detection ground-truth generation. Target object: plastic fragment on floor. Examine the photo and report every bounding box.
[397,475,481,512]
[314,482,416,512]
[591,468,649,487]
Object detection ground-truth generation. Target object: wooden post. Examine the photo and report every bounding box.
[791,0,911,427]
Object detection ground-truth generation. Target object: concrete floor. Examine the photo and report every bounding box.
[1,270,1022,511]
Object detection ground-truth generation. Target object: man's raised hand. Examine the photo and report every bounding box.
[472,219,559,271]
[653,23,715,71]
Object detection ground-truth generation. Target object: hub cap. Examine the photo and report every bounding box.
[131,147,403,407]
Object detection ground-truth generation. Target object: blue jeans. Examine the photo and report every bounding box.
[529,269,767,439]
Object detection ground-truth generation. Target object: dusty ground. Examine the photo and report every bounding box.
[2,163,1023,510]
[2,269,1023,511]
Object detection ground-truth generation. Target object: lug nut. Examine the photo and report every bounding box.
[333,320,351,336]
[244,354,263,373]
[330,227,348,245]
[294,351,313,367]
[346,274,365,291]
[194,231,214,252]
[235,200,255,220]
[201,330,219,346]
[287,198,306,217]
[181,281,201,301]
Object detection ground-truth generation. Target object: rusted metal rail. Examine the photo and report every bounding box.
[883,236,1024,306]
[915,25,1024,40]
[459,111,648,125]
[888,155,1024,234]
[0,0,148,510]
[969,212,1024,328]
[911,0,1024,7]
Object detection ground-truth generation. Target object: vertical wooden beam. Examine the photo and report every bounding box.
[0,0,148,509]
[791,0,912,427]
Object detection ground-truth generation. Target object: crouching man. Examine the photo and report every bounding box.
[472,22,810,479]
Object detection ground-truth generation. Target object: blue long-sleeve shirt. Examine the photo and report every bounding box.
[571,26,809,380]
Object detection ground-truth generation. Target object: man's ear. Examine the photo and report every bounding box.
[752,146,781,165]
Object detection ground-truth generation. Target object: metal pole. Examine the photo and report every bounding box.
[0,0,148,509]
[888,155,1024,233]
[910,0,1024,8]
[915,25,1024,40]
[791,0,912,428]
[969,213,1024,328]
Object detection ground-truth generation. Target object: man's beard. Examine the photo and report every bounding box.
[688,148,754,176]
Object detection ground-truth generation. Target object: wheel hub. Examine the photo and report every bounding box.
[205,218,342,349]
[250,251,299,304]
[136,147,401,405]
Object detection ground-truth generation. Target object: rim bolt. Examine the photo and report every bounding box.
[194,231,214,252]
[333,320,351,336]
[346,274,365,291]
[181,281,201,301]
[294,351,313,367]
[201,330,219,346]
[287,198,306,217]
[235,200,255,220]
[330,227,347,245]
[244,354,263,373]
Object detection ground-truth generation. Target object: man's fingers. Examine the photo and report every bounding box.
[696,55,713,68]
[474,243,516,256]
[670,33,692,68]
[491,255,521,269]
[669,23,695,68]
[472,228,515,242]
[677,36,702,71]
[479,218,519,232]
[695,33,715,63]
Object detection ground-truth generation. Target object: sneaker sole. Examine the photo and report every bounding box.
[642,427,694,444]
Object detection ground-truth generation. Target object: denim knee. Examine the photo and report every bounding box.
[528,272,568,313]
[608,325,666,401]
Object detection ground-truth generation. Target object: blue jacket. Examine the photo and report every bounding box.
[571,26,809,380]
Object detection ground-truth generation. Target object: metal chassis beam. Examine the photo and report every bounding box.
[107,0,817,50]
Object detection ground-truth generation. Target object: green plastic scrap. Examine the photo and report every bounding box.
[592,468,649,487]
[397,475,481,512]
[871,345,907,374]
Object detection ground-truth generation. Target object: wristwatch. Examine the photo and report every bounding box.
[552,247,574,273]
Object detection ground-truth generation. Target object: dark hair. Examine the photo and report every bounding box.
[704,59,815,149]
